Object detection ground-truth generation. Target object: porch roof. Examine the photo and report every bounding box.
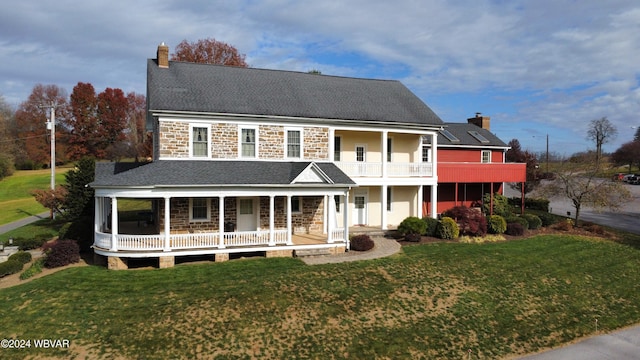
[91,160,356,188]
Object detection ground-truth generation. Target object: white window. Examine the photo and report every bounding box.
[422,145,431,162]
[240,127,257,158]
[481,150,492,163]
[334,136,341,161]
[191,125,209,158]
[291,196,302,213]
[286,129,302,158]
[356,145,366,162]
[190,198,210,222]
[239,199,253,215]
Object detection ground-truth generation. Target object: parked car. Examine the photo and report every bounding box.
[623,174,636,183]
[631,175,640,185]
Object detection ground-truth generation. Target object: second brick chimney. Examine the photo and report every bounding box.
[157,42,169,68]
[467,113,490,130]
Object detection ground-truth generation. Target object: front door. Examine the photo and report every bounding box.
[353,194,367,226]
[237,197,257,231]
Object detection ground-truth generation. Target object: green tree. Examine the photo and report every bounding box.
[62,157,95,220]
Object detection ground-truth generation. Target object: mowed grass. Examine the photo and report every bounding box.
[1,235,640,359]
[0,169,69,225]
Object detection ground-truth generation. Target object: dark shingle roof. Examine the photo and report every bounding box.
[91,160,355,188]
[147,60,444,126]
[432,123,508,148]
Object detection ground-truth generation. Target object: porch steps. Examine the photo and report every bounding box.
[294,248,333,258]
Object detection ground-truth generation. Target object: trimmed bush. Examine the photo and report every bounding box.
[350,234,375,251]
[43,240,80,268]
[8,251,32,265]
[483,192,512,217]
[505,222,524,236]
[0,260,24,278]
[422,217,439,237]
[436,217,459,240]
[20,259,44,280]
[443,206,487,236]
[397,217,427,236]
[553,219,574,231]
[505,216,529,230]
[521,214,542,230]
[533,211,560,227]
[487,215,507,234]
[13,236,50,251]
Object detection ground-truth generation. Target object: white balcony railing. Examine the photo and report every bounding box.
[336,162,432,177]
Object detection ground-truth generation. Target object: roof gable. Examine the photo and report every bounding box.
[147,60,444,127]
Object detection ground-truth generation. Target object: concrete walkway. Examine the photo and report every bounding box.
[301,236,401,265]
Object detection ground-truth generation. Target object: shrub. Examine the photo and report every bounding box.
[487,215,507,234]
[20,259,44,280]
[553,219,574,231]
[350,234,375,251]
[13,236,50,250]
[0,153,15,180]
[422,217,440,237]
[436,217,459,240]
[483,192,512,217]
[43,240,80,268]
[534,211,561,227]
[58,217,94,252]
[397,217,427,236]
[8,251,32,265]
[521,214,542,230]
[404,233,422,242]
[505,222,524,236]
[505,216,529,230]
[0,260,24,278]
[443,206,487,236]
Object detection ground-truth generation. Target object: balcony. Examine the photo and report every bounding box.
[336,162,433,178]
[437,162,526,183]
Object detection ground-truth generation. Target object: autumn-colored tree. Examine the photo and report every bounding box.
[0,95,15,179]
[32,185,68,219]
[611,140,640,172]
[171,38,248,67]
[67,82,99,159]
[67,83,129,160]
[124,92,150,161]
[14,84,69,169]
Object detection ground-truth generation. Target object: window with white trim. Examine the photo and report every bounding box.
[190,198,210,221]
[286,129,302,158]
[387,137,392,162]
[191,125,209,157]
[334,195,341,213]
[422,145,431,162]
[481,150,492,163]
[386,187,392,211]
[240,127,256,158]
[291,196,302,213]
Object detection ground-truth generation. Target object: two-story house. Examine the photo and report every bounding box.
[423,115,526,215]
[90,44,445,269]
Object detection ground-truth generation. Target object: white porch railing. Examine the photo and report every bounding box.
[330,228,346,242]
[336,162,432,177]
[95,229,300,252]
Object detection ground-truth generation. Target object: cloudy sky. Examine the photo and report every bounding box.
[1,0,639,155]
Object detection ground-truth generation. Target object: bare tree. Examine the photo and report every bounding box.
[587,117,617,162]
[537,153,631,226]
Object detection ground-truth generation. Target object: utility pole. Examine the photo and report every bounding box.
[44,102,58,219]
[545,133,549,174]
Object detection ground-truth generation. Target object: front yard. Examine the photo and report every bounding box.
[1,233,639,359]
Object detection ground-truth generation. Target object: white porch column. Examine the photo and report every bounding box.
[381,185,388,230]
[94,197,101,234]
[327,195,335,244]
[286,195,293,245]
[164,197,171,251]
[381,130,388,178]
[219,196,226,249]
[344,190,350,248]
[417,185,423,219]
[430,184,438,218]
[110,196,118,251]
[269,195,275,246]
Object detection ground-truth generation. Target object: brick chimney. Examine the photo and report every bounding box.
[467,112,490,130]
[157,42,169,68]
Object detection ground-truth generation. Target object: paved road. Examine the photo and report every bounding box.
[0,212,50,236]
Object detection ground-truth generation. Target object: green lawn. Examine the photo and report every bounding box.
[1,235,639,359]
[0,169,69,225]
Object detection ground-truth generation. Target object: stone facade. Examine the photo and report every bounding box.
[156,120,330,160]
[158,122,190,158]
